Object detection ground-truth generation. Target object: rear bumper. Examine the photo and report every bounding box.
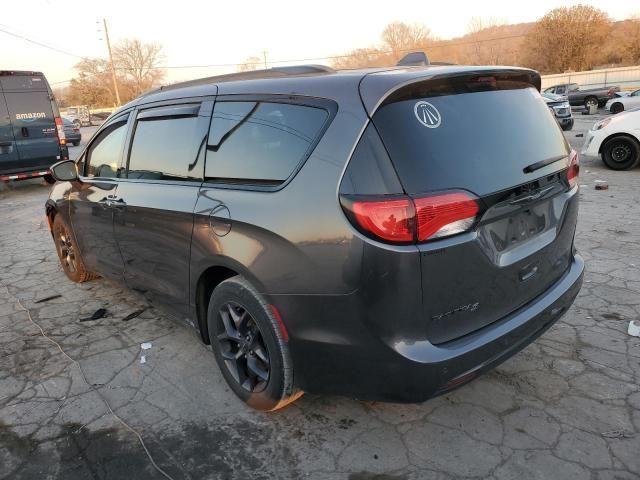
[278,254,584,402]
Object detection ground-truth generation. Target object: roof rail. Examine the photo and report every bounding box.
[147,64,335,96]
[270,65,334,75]
[396,52,430,67]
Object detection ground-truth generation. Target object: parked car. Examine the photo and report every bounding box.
[544,83,619,109]
[542,92,574,131]
[45,63,584,411]
[0,70,69,183]
[63,105,91,127]
[62,117,81,146]
[605,88,640,114]
[90,110,113,125]
[581,108,640,170]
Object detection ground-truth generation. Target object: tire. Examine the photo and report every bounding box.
[207,276,302,411]
[611,102,624,114]
[601,135,640,170]
[43,174,56,185]
[561,120,574,131]
[584,97,598,109]
[52,215,99,283]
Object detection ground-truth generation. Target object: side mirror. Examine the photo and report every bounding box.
[50,160,79,182]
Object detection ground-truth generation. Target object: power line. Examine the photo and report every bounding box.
[0,25,84,59]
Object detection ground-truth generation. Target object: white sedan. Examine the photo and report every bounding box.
[606,89,640,114]
[581,108,640,170]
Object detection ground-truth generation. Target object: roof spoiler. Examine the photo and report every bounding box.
[396,52,430,67]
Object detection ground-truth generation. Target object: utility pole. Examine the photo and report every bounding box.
[262,50,268,69]
[103,18,121,107]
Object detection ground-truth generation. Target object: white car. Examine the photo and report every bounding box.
[582,108,640,170]
[606,89,640,114]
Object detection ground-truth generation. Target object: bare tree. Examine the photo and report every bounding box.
[113,39,165,96]
[619,15,640,64]
[523,5,610,73]
[381,22,432,60]
[331,47,391,69]
[466,17,511,64]
[67,58,117,107]
[237,56,261,72]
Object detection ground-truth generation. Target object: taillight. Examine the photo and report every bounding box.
[55,117,66,145]
[567,150,579,188]
[343,191,479,244]
[414,192,480,241]
[352,198,415,243]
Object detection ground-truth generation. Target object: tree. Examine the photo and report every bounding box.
[618,16,640,64]
[65,58,117,107]
[113,39,165,96]
[331,47,390,69]
[466,17,509,65]
[237,56,261,72]
[523,5,610,73]
[381,22,432,60]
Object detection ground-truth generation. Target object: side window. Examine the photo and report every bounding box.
[85,117,128,178]
[632,90,640,97]
[556,86,566,95]
[205,101,328,185]
[544,87,554,94]
[127,107,206,181]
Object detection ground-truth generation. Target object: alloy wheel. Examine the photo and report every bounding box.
[216,302,270,393]
[56,227,77,273]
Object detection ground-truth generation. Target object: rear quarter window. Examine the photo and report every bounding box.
[205,101,329,185]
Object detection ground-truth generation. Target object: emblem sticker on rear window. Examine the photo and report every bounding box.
[414,101,441,128]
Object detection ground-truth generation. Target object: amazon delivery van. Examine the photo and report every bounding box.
[0,71,69,183]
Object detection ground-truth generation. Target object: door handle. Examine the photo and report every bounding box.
[0,142,11,147]
[21,127,29,137]
[106,198,127,209]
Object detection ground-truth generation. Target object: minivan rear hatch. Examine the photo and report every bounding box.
[361,68,579,344]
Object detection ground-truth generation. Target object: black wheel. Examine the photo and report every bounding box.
[207,276,302,411]
[43,174,56,185]
[52,216,99,283]
[601,136,640,170]
[611,102,624,114]
[584,97,598,109]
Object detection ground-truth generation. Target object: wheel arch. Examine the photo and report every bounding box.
[45,200,58,235]
[598,132,640,154]
[192,259,268,345]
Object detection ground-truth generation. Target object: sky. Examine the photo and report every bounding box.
[1,0,638,87]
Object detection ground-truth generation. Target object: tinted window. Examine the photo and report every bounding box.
[373,86,570,196]
[128,115,205,181]
[340,123,402,195]
[85,119,128,178]
[206,101,327,184]
[0,75,47,91]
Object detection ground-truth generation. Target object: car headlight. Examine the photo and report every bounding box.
[592,118,611,131]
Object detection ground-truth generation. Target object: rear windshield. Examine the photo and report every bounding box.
[372,86,570,196]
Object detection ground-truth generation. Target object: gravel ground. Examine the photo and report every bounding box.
[0,116,639,479]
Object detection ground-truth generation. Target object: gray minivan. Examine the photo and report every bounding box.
[0,70,68,183]
[46,63,584,411]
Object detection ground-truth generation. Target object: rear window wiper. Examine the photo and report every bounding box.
[523,155,566,174]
